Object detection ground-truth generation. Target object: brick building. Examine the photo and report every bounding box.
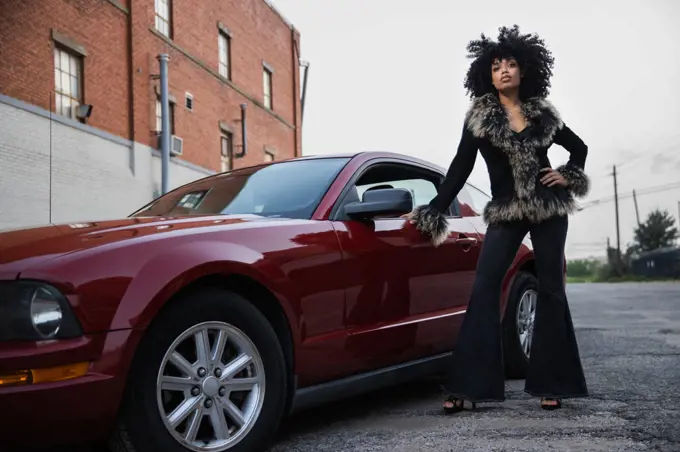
[0,0,302,229]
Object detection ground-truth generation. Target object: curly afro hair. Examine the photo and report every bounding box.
[463,25,555,100]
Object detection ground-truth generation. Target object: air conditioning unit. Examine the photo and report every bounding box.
[171,135,183,156]
[155,135,183,157]
[68,104,90,121]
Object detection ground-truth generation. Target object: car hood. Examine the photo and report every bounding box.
[0,215,275,277]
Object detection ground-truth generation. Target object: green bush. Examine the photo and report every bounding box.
[566,259,603,278]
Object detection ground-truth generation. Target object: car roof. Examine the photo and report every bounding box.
[257,151,448,173]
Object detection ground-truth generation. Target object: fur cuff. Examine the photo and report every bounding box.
[408,205,449,247]
[556,164,590,198]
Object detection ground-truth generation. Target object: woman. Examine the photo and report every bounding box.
[407,25,590,412]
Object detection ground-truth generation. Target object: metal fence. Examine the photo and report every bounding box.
[631,247,680,278]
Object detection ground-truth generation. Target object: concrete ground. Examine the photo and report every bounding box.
[41,282,680,452]
[271,282,680,452]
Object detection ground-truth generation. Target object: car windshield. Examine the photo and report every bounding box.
[131,157,350,219]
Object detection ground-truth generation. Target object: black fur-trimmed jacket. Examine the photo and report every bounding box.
[410,92,589,246]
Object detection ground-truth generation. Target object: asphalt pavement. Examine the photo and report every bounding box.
[271,282,680,452]
[44,282,680,452]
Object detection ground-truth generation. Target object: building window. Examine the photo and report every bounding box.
[264,150,275,162]
[263,66,273,109]
[218,31,231,80]
[220,131,233,172]
[155,99,175,135]
[177,191,208,209]
[54,46,83,119]
[185,92,194,111]
[154,0,171,38]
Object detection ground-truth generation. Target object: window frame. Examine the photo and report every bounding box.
[262,65,273,109]
[218,30,231,80]
[330,158,458,222]
[220,130,234,173]
[155,98,176,136]
[154,0,172,38]
[53,45,84,120]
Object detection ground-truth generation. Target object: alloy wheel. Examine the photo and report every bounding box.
[516,289,537,360]
[156,321,266,451]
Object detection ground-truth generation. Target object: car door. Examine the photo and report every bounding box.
[330,159,482,375]
[457,182,534,313]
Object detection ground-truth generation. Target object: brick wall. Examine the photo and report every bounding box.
[0,0,131,140]
[0,0,301,175]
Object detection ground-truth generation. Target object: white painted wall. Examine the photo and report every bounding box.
[0,96,213,230]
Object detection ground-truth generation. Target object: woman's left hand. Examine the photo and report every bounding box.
[539,167,568,187]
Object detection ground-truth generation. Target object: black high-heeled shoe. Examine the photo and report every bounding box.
[540,397,562,410]
[443,396,477,414]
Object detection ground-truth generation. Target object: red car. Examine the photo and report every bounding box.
[0,152,539,452]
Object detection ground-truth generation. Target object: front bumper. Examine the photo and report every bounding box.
[0,329,143,450]
[0,372,119,449]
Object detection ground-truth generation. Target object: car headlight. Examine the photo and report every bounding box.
[0,281,82,341]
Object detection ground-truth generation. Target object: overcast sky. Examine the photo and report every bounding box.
[271,0,680,259]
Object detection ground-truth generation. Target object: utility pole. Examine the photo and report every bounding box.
[612,165,622,274]
[633,189,640,227]
[613,165,621,256]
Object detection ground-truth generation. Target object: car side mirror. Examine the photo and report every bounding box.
[344,188,414,219]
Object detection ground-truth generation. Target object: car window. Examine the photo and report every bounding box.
[336,162,442,219]
[131,157,350,220]
[459,183,491,215]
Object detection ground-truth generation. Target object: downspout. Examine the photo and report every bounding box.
[291,28,299,157]
[126,2,135,173]
[158,54,170,194]
[300,60,309,124]
[237,103,247,158]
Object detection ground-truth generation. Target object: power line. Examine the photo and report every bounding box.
[569,243,608,248]
[581,151,679,194]
[570,241,609,246]
[586,140,680,176]
[579,184,680,210]
[578,181,680,211]
[616,144,679,169]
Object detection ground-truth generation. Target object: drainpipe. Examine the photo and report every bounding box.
[300,60,309,124]
[158,54,170,194]
[126,2,136,174]
[237,103,247,158]
[291,29,298,158]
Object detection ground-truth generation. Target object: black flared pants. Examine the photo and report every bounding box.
[443,215,589,402]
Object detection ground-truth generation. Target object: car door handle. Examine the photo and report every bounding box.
[454,236,478,247]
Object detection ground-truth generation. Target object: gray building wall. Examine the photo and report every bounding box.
[0,94,214,230]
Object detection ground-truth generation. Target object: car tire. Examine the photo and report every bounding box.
[110,287,288,452]
[502,271,539,379]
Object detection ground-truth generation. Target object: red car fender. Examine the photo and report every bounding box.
[499,250,535,319]
[100,241,303,392]
[110,240,302,345]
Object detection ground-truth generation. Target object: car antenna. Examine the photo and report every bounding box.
[48,93,53,224]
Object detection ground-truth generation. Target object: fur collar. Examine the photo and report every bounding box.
[464,93,564,200]
[465,93,563,149]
